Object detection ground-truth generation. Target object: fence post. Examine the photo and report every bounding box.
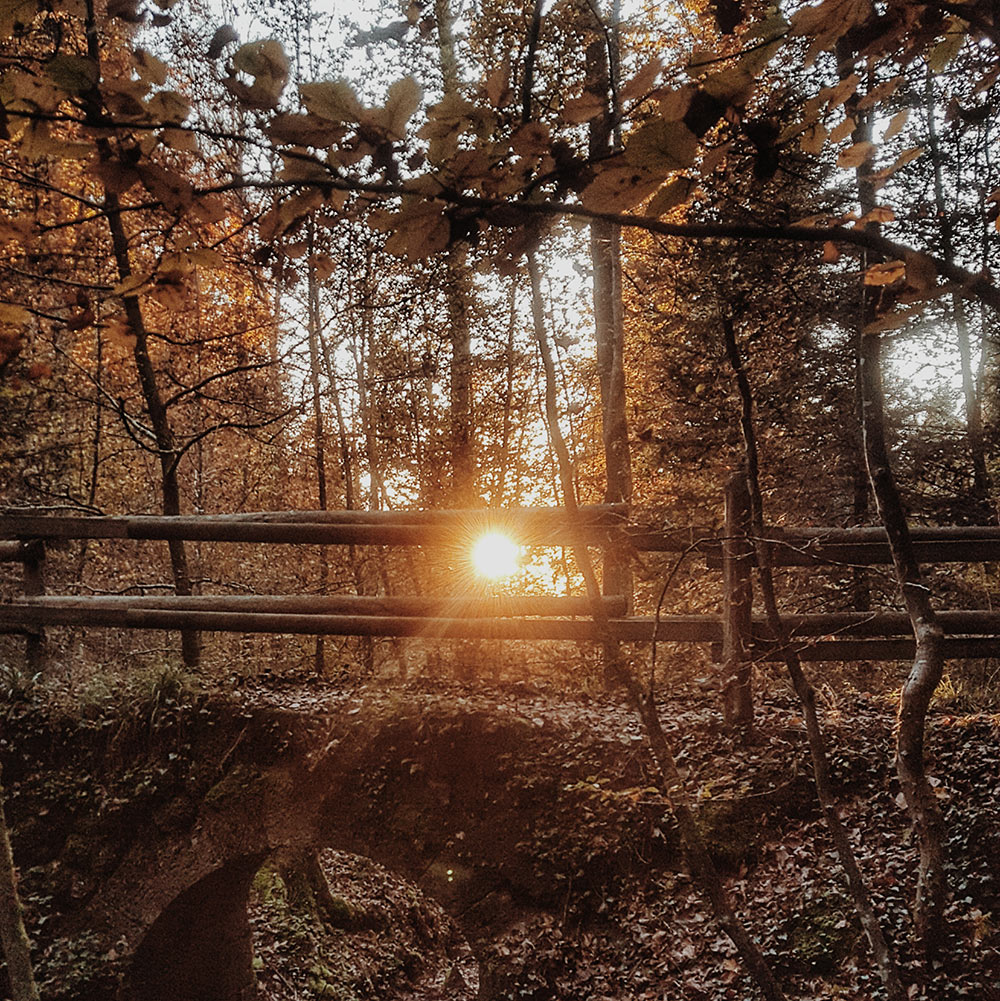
[21,540,46,673]
[722,471,753,731]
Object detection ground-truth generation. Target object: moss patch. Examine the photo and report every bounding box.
[781,892,862,975]
[695,797,764,871]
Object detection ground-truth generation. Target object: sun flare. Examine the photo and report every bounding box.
[471,532,520,580]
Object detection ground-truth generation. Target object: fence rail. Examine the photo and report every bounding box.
[2,505,999,665]
[4,510,1000,564]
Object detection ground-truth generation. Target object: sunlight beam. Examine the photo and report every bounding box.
[471,533,520,580]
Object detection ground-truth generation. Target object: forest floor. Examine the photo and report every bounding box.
[227,678,1000,1001]
[2,673,1000,1000]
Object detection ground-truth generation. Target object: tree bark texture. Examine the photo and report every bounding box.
[0,762,41,1001]
[531,254,785,1001]
[925,67,994,519]
[435,0,476,506]
[306,225,329,675]
[586,21,633,609]
[721,471,753,730]
[858,326,949,957]
[723,316,906,1000]
[83,0,199,667]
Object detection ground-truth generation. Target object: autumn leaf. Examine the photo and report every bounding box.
[822,241,839,263]
[229,39,288,109]
[903,252,938,292]
[160,127,198,153]
[258,190,323,242]
[65,305,95,331]
[0,304,30,325]
[267,113,344,148]
[301,79,362,124]
[149,268,188,311]
[484,58,511,109]
[233,38,287,82]
[512,122,550,157]
[800,123,827,155]
[310,253,336,281]
[103,317,138,355]
[823,73,860,111]
[856,74,903,112]
[658,87,694,123]
[699,141,730,175]
[581,163,662,213]
[0,214,26,243]
[45,54,99,95]
[790,0,870,61]
[380,76,422,141]
[49,138,91,160]
[103,78,148,117]
[886,146,923,172]
[178,248,224,271]
[864,260,906,286]
[620,58,663,103]
[133,49,168,87]
[145,90,190,124]
[0,0,38,39]
[837,140,875,168]
[883,108,908,141]
[106,0,143,21]
[377,198,451,262]
[279,154,331,184]
[926,22,964,72]
[862,303,925,334]
[207,24,238,60]
[701,68,754,107]
[137,162,194,213]
[624,120,698,173]
[857,206,895,226]
[93,158,141,195]
[829,117,855,143]
[645,176,696,217]
[563,92,607,124]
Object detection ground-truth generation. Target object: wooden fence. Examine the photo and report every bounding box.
[2,500,1000,667]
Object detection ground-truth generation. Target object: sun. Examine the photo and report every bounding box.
[471,532,520,580]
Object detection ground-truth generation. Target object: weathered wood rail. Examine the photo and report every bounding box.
[2,503,1000,664]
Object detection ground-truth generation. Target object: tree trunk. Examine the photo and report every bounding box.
[435,0,476,507]
[723,316,906,1000]
[0,763,40,1001]
[924,67,994,520]
[306,224,330,676]
[840,54,949,956]
[529,253,786,1001]
[721,471,753,731]
[858,325,949,958]
[585,3,633,692]
[493,282,518,506]
[84,0,198,667]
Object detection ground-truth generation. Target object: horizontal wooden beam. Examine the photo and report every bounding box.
[786,638,1000,661]
[0,604,715,642]
[3,510,1000,563]
[4,602,1000,659]
[705,540,1000,566]
[753,609,1000,638]
[0,511,622,548]
[630,524,1000,563]
[197,504,629,527]
[24,594,628,619]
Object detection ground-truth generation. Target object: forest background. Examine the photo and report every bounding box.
[0,0,998,997]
